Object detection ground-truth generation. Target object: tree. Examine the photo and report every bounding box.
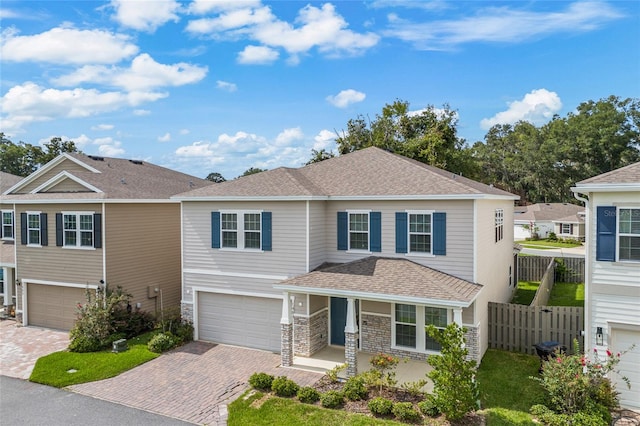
[39,137,79,164]
[239,167,267,178]
[0,134,80,177]
[205,172,226,183]
[305,148,335,165]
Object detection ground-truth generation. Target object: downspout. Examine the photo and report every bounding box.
[306,200,310,273]
[102,202,107,308]
[572,191,590,351]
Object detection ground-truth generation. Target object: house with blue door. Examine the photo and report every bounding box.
[175,147,519,375]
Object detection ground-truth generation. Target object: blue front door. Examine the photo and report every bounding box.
[330,297,347,345]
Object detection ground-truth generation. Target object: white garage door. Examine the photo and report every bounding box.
[197,292,282,353]
[27,283,86,331]
[611,327,640,410]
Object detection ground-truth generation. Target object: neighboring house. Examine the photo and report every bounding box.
[175,147,519,375]
[571,162,640,411]
[0,154,211,330]
[514,203,585,240]
[1,171,23,314]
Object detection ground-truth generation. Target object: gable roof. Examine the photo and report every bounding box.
[514,203,584,223]
[572,162,640,193]
[175,147,518,201]
[0,171,22,194]
[3,153,212,201]
[274,256,482,307]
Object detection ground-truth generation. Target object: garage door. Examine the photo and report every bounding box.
[611,327,640,410]
[198,292,282,353]
[27,284,86,330]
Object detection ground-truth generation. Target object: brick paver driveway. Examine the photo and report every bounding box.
[0,319,69,379]
[69,342,323,425]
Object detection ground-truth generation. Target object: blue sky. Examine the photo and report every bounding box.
[1,1,639,180]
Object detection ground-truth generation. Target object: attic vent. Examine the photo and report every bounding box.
[88,155,105,161]
[129,159,143,165]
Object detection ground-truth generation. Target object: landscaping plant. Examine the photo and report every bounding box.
[249,372,275,391]
[368,352,399,393]
[320,390,344,409]
[271,376,299,397]
[426,323,480,421]
[391,402,421,422]
[368,397,394,416]
[296,386,320,404]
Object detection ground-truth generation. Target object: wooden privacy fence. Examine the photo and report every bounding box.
[518,256,585,283]
[531,258,555,307]
[488,302,584,355]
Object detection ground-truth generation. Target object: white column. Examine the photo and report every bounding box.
[280,291,292,325]
[345,298,358,333]
[453,308,463,326]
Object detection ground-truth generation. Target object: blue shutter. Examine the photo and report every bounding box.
[337,212,348,250]
[262,211,272,251]
[20,212,27,245]
[395,212,408,254]
[40,213,48,246]
[56,213,63,246]
[211,212,221,249]
[433,212,446,255]
[596,206,616,261]
[370,211,381,252]
[93,214,102,248]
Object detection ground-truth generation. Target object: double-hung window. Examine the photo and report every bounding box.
[394,303,449,353]
[409,213,431,253]
[495,209,504,242]
[27,213,41,245]
[424,307,448,351]
[62,213,93,247]
[221,213,238,248]
[619,208,640,262]
[349,212,369,251]
[395,304,417,348]
[1,210,14,240]
[561,223,572,235]
[396,211,445,255]
[213,211,270,251]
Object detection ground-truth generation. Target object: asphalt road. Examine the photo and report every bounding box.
[0,376,193,426]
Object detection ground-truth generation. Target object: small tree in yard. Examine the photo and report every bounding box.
[426,323,479,421]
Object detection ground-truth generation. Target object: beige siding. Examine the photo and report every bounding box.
[183,271,283,302]
[16,160,93,193]
[105,203,181,314]
[361,300,390,315]
[323,200,475,281]
[308,201,327,271]
[309,294,327,313]
[45,178,91,193]
[16,203,103,284]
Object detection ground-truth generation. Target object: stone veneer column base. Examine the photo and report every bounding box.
[345,332,358,377]
[181,302,194,324]
[281,323,293,367]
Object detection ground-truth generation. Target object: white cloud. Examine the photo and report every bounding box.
[108,0,181,32]
[175,141,219,158]
[275,127,304,145]
[91,124,114,131]
[37,134,91,149]
[216,80,237,92]
[313,129,336,151]
[158,132,171,142]
[480,89,563,129]
[180,129,190,135]
[53,53,208,91]
[385,1,623,50]
[98,140,125,156]
[188,0,262,15]
[133,109,151,116]
[237,45,279,64]
[0,27,138,64]
[326,89,366,108]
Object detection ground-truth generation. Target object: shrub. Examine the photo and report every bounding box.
[326,363,346,383]
[530,404,607,426]
[418,395,440,417]
[271,376,299,397]
[68,334,102,353]
[368,353,399,393]
[147,332,178,353]
[297,386,320,404]
[368,397,394,416]
[248,372,274,391]
[157,307,194,343]
[392,402,421,422]
[343,375,368,401]
[426,323,479,421]
[401,379,428,397]
[320,390,344,409]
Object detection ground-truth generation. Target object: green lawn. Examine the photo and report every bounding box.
[519,240,582,249]
[511,281,539,305]
[547,282,584,307]
[29,331,159,388]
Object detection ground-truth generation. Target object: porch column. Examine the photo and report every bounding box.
[280,292,293,367]
[344,297,358,377]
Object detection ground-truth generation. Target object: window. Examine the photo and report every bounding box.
[409,213,431,253]
[393,303,449,352]
[1,210,13,240]
[62,213,93,247]
[349,213,369,250]
[561,223,572,235]
[619,208,640,262]
[212,211,270,250]
[27,213,41,245]
[495,209,504,242]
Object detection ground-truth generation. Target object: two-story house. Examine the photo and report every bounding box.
[571,162,640,410]
[1,153,210,330]
[1,171,23,315]
[176,147,518,375]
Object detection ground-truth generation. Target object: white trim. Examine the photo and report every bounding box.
[101,203,106,288]
[60,211,96,249]
[23,278,99,289]
[4,199,181,205]
[184,268,288,281]
[405,210,435,255]
[305,200,310,273]
[346,209,371,251]
[391,303,451,354]
[30,171,103,194]
[218,209,264,250]
[572,183,639,193]
[191,286,283,299]
[173,194,519,202]
[180,202,185,304]
[361,311,392,318]
[617,206,640,263]
[1,209,15,241]
[473,200,478,283]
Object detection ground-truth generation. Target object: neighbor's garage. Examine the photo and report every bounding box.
[611,326,640,410]
[27,283,86,330]
[197,292,282,353]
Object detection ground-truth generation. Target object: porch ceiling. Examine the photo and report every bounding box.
[274,256,481,307]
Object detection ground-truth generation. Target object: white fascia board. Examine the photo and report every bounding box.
[30,171,103,194]
[173,194,519,202]
[6,199,180,205]
[172,195,326,201]
[272,284,474,308]
[572,184,640,193]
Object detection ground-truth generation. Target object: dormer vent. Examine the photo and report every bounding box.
[88,155,105,161]
[129,159,143,165]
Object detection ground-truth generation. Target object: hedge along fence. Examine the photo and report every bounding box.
[518,256,584,283]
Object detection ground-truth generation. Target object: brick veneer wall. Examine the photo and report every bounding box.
[294,309,328,356]
[181,302,194,324]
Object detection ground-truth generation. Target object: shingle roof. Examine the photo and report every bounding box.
[514,203,584,222]
[576,162,640,185]
[3,153,212,200]
[0,171,22,194]
[275,256,482,306]
[177,147,517,199]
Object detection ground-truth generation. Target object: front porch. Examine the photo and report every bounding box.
[290,345,434,392]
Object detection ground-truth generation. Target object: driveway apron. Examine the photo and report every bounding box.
[0,319,70,379]
[69,342,323,425]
